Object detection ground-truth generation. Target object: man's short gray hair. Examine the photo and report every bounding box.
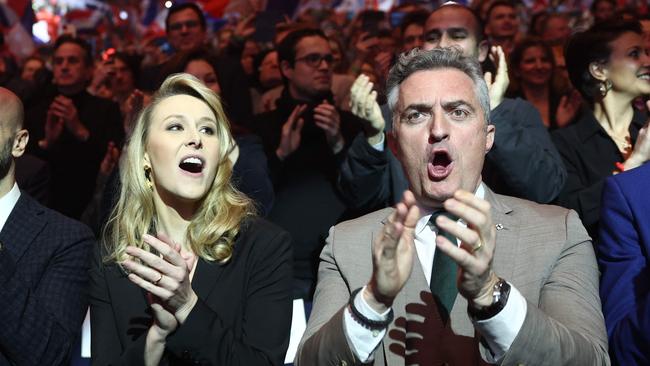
[386,47,491,124]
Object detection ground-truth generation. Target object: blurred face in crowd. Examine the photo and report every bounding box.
[145,94,220,205]
[184,59,221,95]
[53,42,92,91]
[258,51,282,89]
[600,31,650,99]
[517,45,553,87]
[282,35,333,101]
[21,58,44,81]
[424,6,488,62]
[112,58,135,96]
[486,5,519,39]
[241,39,260,76]
[542,15,570,46]
[402,23,424,53]
[167,8,206,52]
[393,68,494,208]
[593,0,615,23]
[328,39,343,71]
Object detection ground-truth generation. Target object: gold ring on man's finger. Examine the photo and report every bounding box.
[153,272,163,285]
[471,241,483,253]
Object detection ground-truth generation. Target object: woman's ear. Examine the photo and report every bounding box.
[588,61,608,82]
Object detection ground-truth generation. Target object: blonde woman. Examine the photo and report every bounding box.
[89,74,292,365]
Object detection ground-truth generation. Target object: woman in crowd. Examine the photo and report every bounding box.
[552,19,650,238]
[89,74,292,365]
[507,37,581,129]
[162,49,275,216]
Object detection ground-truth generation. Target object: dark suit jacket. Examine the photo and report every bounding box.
[297,186,608,366]
[89,217,293,365]
[597,162,650,365]
[0,192,94,365]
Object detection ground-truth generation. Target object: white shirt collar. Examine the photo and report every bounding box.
[415,182,486,236]
[0,183,21,233]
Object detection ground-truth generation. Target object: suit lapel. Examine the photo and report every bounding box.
[0,194,45,263]
[191,257,226,300]
[483,187,518,286]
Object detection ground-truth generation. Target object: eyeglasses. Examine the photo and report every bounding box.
[294,53,334,68]
[168,20,200,32]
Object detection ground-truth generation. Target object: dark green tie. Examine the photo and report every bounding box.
[429,211,459,322]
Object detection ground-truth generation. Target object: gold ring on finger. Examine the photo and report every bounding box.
[153,271,163,286]
[472,241,483,253]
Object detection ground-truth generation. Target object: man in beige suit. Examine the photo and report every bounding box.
[296,48,608,365]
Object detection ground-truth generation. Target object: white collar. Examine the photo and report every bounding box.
[415,182,486,236]
[0,182,21,233]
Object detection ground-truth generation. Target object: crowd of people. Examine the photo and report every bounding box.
[0,0,649,365]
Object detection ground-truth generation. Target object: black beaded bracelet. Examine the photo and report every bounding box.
[348,288,394,330]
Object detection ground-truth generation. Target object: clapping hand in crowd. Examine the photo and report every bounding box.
[556,89,583,128]
[314,100,344,153]
[40,95,89,149]
[484,46,508,111]
[276,104,306,160]
[350,74,384,145]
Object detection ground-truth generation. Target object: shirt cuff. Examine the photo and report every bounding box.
[472,283,527,362]
[370,133,385,152]
[343,286,390,362]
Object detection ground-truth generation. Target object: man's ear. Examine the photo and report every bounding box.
[280,60,293,81]
[12,129,29,158]
[485,124,495,154]
[478,40,490,63]
[588,61,608,82]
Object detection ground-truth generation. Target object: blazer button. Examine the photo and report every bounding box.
[339,361,348,366]
[182,350,191,359]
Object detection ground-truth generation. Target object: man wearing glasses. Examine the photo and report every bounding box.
[252,28,363,299]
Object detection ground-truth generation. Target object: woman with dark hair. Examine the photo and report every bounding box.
[507,37,581,129]
[89,74,292,365]
[552,19,650,238]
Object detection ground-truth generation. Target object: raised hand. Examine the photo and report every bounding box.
[365,190,420,313]
[276,104,306,160]
[99,141,120,176]
[49,96,89,141]
[434,190,500,309]
[314,100,344,153]
[122,233,198,324]
[350,74,385,145]
[556,89,582,128]
[484,46,508,110]
[39,110,64,149]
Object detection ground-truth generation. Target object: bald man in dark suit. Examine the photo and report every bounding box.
[0,87,94,365]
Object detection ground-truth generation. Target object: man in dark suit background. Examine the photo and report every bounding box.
[0,87,94,365]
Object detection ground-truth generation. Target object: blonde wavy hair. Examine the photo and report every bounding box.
[103,73,255,264]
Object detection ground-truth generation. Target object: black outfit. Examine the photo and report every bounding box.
[339,98,567,215]
[552,108,646,238]
[89,217,293,365]
[24,86,124,219]
[506,88,565,130]
[251,89,362,296]
[0,193,94,365]
[231,134,275,216]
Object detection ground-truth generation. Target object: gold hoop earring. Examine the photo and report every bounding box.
[144,164,153,190]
